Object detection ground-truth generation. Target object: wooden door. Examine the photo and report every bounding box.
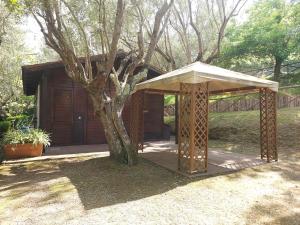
[73,86,87,145]
[73,114,85,144]
[51,88,73,146]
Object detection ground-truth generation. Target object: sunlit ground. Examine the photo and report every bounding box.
[0,145,299,225]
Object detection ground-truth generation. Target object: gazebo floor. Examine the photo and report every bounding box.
[4,141,266,178]
[141,140,266,178]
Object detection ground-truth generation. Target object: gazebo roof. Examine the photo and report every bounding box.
[135,62,278,93]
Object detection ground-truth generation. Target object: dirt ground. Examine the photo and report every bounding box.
[0,146,299,225]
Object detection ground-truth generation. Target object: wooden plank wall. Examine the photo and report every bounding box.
[39,67,164,146]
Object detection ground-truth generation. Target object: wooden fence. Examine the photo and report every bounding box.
[209,95,300,113]
[164,94,300,115]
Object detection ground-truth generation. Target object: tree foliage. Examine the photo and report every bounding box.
[153,0,247,70]
[0,1,12,45]
[0,1,35,120]
[219,0,300,81]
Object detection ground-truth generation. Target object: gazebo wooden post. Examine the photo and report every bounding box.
[178,82,209,174]
[260,88,278,162]
[175,95,179,144]
[130,90,144,152]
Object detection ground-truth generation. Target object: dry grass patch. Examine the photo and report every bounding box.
[0,148,299,225]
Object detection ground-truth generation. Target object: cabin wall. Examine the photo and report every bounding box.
[39,67,164,146]
[144,93,164,139]
[36,84,41,128]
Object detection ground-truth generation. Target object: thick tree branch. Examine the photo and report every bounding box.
[204,0,247,63]
[144,0,174,64]
[188,0,203,61]
[106,0,125,74]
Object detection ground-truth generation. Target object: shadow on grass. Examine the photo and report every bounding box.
[0,147,299,211]
[0,156,187,210]
[57,157,186,210]
[245,190,300,225]
[223,151,300,182]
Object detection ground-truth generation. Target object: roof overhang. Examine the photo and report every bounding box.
[22,55,107,96]
[22,54,164,96]
[135,62,278,94]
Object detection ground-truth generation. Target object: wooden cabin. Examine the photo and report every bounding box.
[22,56,165,146]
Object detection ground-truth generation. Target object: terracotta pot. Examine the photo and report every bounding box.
[4,143,43,159]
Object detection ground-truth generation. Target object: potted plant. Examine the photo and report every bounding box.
[2,129,50,159]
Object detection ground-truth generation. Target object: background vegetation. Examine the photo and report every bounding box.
[218,0,300,83]
[165,107,300,154]
[0,0,299,153]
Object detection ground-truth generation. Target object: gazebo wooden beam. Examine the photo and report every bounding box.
[210,86,258,94]
[143,86,258,96]
[144,89,179,95]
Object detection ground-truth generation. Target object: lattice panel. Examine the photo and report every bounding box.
[260,88,278,162]
[130,91,144,152]
[178,82,209,174]
[178,83,192,172]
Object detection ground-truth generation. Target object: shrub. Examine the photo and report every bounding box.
[6,115,31,129]
[0,145,4,163]
[0,121,11,138]
[1,96,35,120]
[2,129,51,147]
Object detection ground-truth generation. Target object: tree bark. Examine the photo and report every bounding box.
[274,57,283,82]
[89,93,138,165]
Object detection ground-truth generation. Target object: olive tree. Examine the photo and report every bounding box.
[219,0,300,81]
[0,1,12,45]
[18,0,174,165]
[0,1,33,119]
[154,0,247,70]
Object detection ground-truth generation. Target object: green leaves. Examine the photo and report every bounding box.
[0,1,35,119]
[2,129,51,146]
[219,0,300,80]
[164,95,175,106]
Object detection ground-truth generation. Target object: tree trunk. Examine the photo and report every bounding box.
[274,57,283,82]
[89,93,138,165]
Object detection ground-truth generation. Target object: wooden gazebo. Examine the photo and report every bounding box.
[131,62,279,174]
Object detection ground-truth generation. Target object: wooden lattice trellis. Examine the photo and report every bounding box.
[178,82,209,174]
[130,91,144,152]
[260,88,278,162]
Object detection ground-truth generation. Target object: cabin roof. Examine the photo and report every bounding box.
[22,55,164,96]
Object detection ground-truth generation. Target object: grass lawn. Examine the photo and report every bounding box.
[0,147,299,225]
[0,107,299,224]
[166,107,300,155]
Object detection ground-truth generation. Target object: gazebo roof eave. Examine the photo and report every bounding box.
[134,62,279,93]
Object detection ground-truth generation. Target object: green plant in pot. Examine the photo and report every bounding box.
[2,129,50,159]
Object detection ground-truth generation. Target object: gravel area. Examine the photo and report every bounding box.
[0,147,299,225]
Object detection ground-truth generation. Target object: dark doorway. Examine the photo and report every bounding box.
[73,114,85,145]
[73,86,87,145]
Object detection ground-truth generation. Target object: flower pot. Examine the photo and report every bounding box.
[4,143,43,159]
